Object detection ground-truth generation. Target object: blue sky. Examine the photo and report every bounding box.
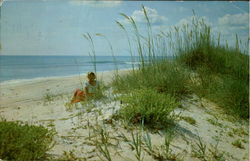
[0,0,249,56]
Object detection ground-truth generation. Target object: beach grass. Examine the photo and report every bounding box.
[181,116,196,126]
[0,119,55,161]
[130,130,144,161]
[232,139,245,149]
[175,16,249,118]
[119,89,178,128]
[111,6,248,120]
[191,134,207,160]
[112,61,190,99]
[44,92,56,103]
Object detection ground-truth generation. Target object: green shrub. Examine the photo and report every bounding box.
[113,61,190,99]
[0,120,55,161]
[232,139,245,149]
[119,89,179,128]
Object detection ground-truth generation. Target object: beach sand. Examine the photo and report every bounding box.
[0,70,123,109]
[0,69,249,161]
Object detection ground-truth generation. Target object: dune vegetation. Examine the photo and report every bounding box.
[111,6,249,123]
[0,119,55,161]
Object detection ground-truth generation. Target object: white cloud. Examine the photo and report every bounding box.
[216,13,249,35]
[69,0,122,8]
[218,13,249,27]
[122,6,167,25]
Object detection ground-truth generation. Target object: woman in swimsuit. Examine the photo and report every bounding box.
[71,72,99,104]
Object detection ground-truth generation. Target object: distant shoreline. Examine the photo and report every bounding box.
[0,67,133,86]
[0,55,139,83]
[0,68,132,86]
[0,69,131,109]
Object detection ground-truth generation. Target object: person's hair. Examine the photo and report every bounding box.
[87,72,96,78]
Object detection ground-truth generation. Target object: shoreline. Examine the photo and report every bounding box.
[0,67,133,86]
[0,69,131,109]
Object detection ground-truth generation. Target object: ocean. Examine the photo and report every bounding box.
[0,56,136,83]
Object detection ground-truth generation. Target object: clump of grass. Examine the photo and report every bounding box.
[180,116,196,126]
[241,139,247,143]
[231,127,248,137]
[96,127,112,161]
[191,134,227,161]
[143,129,180,161]
[232,139,244,149]
[0,120,55,161]
[119,88,178,128]
[143,131,153,152]
[162,130,177,160]
[130,131,144,161]
[208,141,226,161]
[113,61,190,99]
[56,150,79,161]
[191,135,207,160]
[227,131,234,137]
[206,118,223,128]
[44,92,55,102]
[87,122,115,161]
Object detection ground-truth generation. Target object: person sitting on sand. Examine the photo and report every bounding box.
[70,72,99,104]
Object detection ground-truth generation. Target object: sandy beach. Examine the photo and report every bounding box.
[0,70,122,109]
[1,0,249,160]
[0,69,249,161]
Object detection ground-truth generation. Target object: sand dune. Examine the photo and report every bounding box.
[0,70,248,161]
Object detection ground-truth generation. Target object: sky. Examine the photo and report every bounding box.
[0,0,249,56]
